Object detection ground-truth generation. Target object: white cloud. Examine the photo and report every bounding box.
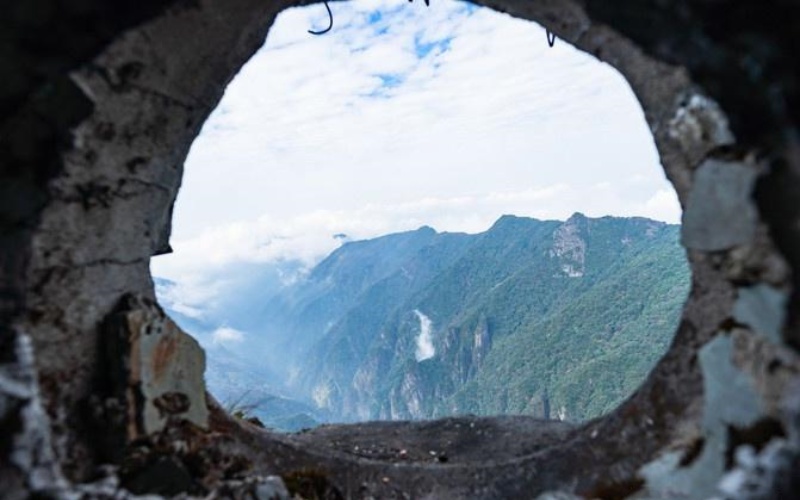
[212,327,246,345]
[171,0,670,242]
[641,188,682,223]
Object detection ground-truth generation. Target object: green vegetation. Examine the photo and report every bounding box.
[267,214,690,423]
[445,227,688,420]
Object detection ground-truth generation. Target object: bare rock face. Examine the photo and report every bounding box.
[550,213,588,278]
[682,159,760,252]
[103,294,208,442]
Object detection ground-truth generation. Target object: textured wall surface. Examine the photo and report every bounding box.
[1,0,798,498]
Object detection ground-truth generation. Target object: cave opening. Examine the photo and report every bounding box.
[7,0,798,497]
[150,0,689,431]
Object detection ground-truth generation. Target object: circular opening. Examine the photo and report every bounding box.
[15,0,794,497]
[10,0,797,498]
[151,0,689,433]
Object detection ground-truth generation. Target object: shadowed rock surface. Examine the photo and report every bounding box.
[289,416,576,464]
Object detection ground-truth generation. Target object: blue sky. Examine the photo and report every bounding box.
[151,0,680,316]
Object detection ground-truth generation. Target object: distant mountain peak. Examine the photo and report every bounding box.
[487,214,540,233]
[567,212,587,221]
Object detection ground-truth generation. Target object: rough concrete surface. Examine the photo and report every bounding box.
[1,0,799,498]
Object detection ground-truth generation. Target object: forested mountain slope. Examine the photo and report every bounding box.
[255,213,689,422]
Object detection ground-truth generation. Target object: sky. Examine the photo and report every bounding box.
[151,0,680,295]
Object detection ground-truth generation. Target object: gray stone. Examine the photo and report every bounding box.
[668,93,736,160]
[0,331,66,499]
[716,381,800,499]
[253,476,291,500]
[107,295,208,440]
[717,439,800,500]
[699,335,763,430]
[682,159,759,251]
[638,336,763,499]
[733,285,789,344]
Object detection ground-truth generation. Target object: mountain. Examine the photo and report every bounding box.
[249,213,690,423]
[250,227,475,370]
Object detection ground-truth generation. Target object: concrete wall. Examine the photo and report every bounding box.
[1,0,798,497]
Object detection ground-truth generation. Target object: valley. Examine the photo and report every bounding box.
[157,213,689,429]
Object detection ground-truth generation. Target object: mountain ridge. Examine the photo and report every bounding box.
[156,213,689,427]
[267,213,688,422]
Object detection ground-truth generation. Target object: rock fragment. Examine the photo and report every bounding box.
[682,159,759,251]
[103,294,208,442]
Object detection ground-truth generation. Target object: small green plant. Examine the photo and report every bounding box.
[223,390,263,420]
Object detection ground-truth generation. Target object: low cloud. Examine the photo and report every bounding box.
[172,0,667,241]
[152,184,680,284]
[641,188,682,223]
